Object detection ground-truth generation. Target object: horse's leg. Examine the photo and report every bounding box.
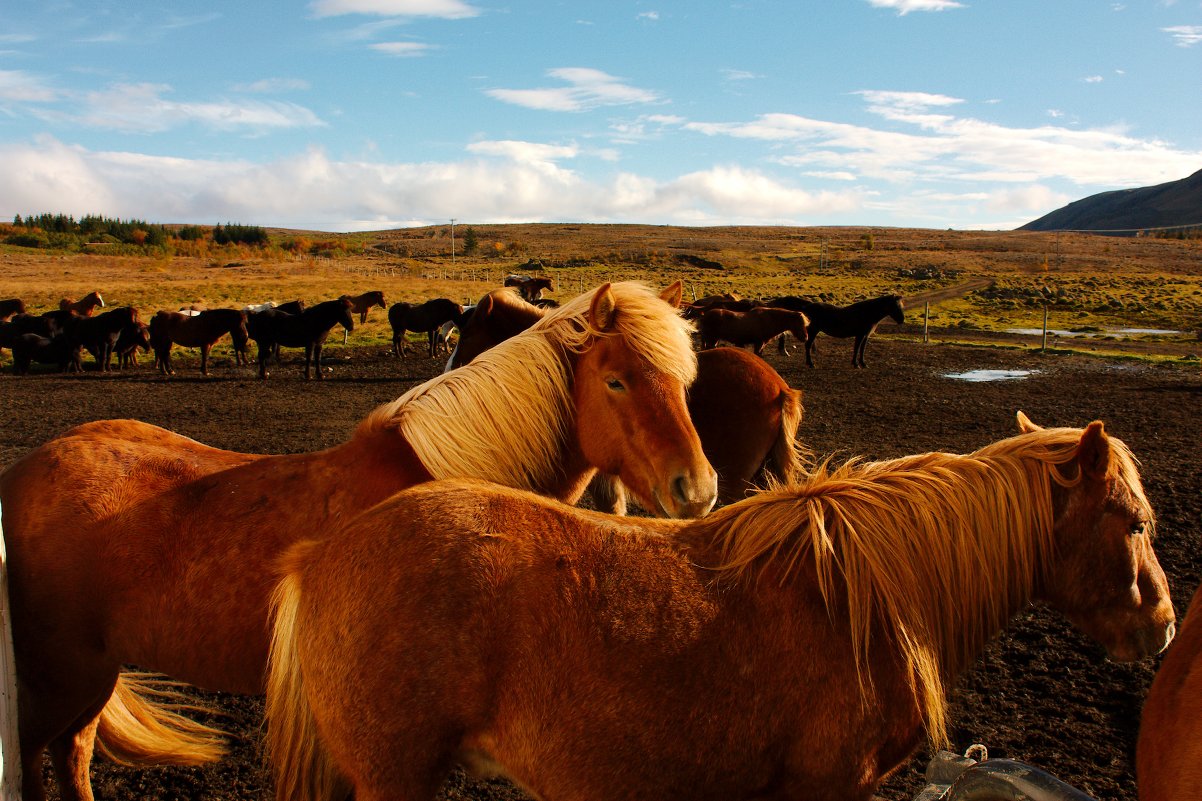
[304,344,314,380]
[805,335,817,368]
[426,330,436,359]
[200,344,211,376]
[589,474,628,515]
[852,335,865,368]
[314,342,324,380]
[343,328,349,346]
[258,344,269,379]
[753,340,765,356]
[777,333,790,356]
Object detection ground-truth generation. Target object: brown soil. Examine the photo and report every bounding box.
[3,337,1200,801]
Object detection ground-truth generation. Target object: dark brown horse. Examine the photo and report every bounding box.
[771,294,904,368]
[389,298,464,358]
[149,308,250,375]
[448,289,806,507]
[1138,580,1202,801]
[0,281,713,801]
[504,274,553,303]
[75,306,140,372]
[247,299,354,379]
[10,333,79,375]
[266,414,1174,801]
[115,321,151,369]
[695,306,810,355]
[0,297,25,322]
[58,290,105,316]
[340,290,386,344]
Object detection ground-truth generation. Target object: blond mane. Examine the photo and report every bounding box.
[359,282,696,493]
[699,425,1148,746]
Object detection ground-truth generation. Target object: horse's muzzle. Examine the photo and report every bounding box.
[657,467,718,519]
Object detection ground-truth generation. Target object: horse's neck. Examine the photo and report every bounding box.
[325,431,435,508]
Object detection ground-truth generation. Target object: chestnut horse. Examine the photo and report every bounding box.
[695,306,810,356]
[58,291,104,317]
[149,308,250,375]
[0,281,715,801]
[447,288,806,506]
[266,413,1174,801]
[504,274,553,303]
[1137,580,1202,801]
[339,290,386,345]
[771,293,904,368]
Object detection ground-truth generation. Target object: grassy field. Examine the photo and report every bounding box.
[2,223,1200,358]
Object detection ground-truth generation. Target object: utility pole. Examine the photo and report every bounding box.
[450,218,456,265]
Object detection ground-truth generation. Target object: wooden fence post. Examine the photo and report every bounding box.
[1042,305,1049,353]
[0,502,21,798]
[923,301,930,344]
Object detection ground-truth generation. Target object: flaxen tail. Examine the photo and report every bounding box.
[95,672,227,766]
[266,540,351,801]
[764,386,811,486]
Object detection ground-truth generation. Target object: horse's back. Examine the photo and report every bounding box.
[1138,581,1202,801]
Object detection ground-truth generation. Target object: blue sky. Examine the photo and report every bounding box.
[1,0,1200,232]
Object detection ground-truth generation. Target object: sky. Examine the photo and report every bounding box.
[1,0,1200,232]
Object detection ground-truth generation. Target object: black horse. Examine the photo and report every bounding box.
[74,306,141,372]
[388,298,465,358]
[769,294,904,368]
[0,298,25,322]
[11,333,80,375]
[247,298,354,380]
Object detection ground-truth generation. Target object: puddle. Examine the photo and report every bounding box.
[1006,327,1183,339]
[945,369,1037,383]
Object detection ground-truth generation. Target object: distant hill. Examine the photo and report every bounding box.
[1020,168,1202,233]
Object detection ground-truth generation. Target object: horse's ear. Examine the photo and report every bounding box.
[589,283,617,332]
[659,280,684,309]
[476,294,495,318]
[1016,411,1041,433]
[1076,421,1112,481]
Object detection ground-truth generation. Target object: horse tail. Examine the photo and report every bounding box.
[94,672,227,766]
[764,386,810,486]
[266,540,351,801]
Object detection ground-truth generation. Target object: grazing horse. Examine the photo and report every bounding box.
[0,281,715,801]
[58,290,105,317]
[74,306,140,372]
[265,413,1174,801]
[447,290,805,507]
[247,299,354,380]
[115,322,151,369]
[1138,580,1202,801]
[695,306,810,356]
[340,290,386,345]
[149,308,250,376]
[0,297,25,322]
[504,274,553,303]
[772,293,905,368]
[10,333,79,375]
[389,298,464,358]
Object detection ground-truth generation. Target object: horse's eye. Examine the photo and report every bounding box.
[606,377,625,392]
[1130,521,1148,537]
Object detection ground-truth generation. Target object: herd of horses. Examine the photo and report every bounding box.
[0,277,1197,801]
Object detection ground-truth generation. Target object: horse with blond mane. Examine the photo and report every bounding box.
[58,290,105,317]
[266,413,1174,801]
[449,287,807,507]
[0,281,717,801]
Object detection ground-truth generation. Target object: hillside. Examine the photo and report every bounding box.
[1021,168,1202,233]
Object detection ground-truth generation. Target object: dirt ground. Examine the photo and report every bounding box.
[2,334,1200,801]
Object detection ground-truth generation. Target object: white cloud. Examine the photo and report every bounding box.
[0,137,866,230]
[0,70,60,103]
[1084,75,1104,83]
[370,41,436,56]
[309,0,480,18]
[40,83,325,134]
[1163,25,1202,47]
[866,0,965,14]
[487,68,661,112]
[232,78,312,93]
[637,11,660,20]
[721,69,760,81]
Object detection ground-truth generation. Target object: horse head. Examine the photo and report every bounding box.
[1020,411,1175,662]
[888,295,905,325]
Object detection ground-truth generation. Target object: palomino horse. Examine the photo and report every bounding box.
[1137,580,1202,801]
[58,291,105,316]
[265,413,1174,801]
[339,290,386,345]
[389,298,464,358]
[446,288,805,508]
[695,306,810,356]
[247,299,354,379]
[0,281,715,801]
[772,293,905,368]
[149,308,250,375]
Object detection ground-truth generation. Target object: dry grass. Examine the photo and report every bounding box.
[2,224,1200,353]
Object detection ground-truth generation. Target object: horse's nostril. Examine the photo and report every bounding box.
[671,474,690,506]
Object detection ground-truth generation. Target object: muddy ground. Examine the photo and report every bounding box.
[2,335,1200,801]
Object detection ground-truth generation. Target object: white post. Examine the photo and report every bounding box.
[0,502,22,798]
[1042,304,1049,353]
[923,301,930,344]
